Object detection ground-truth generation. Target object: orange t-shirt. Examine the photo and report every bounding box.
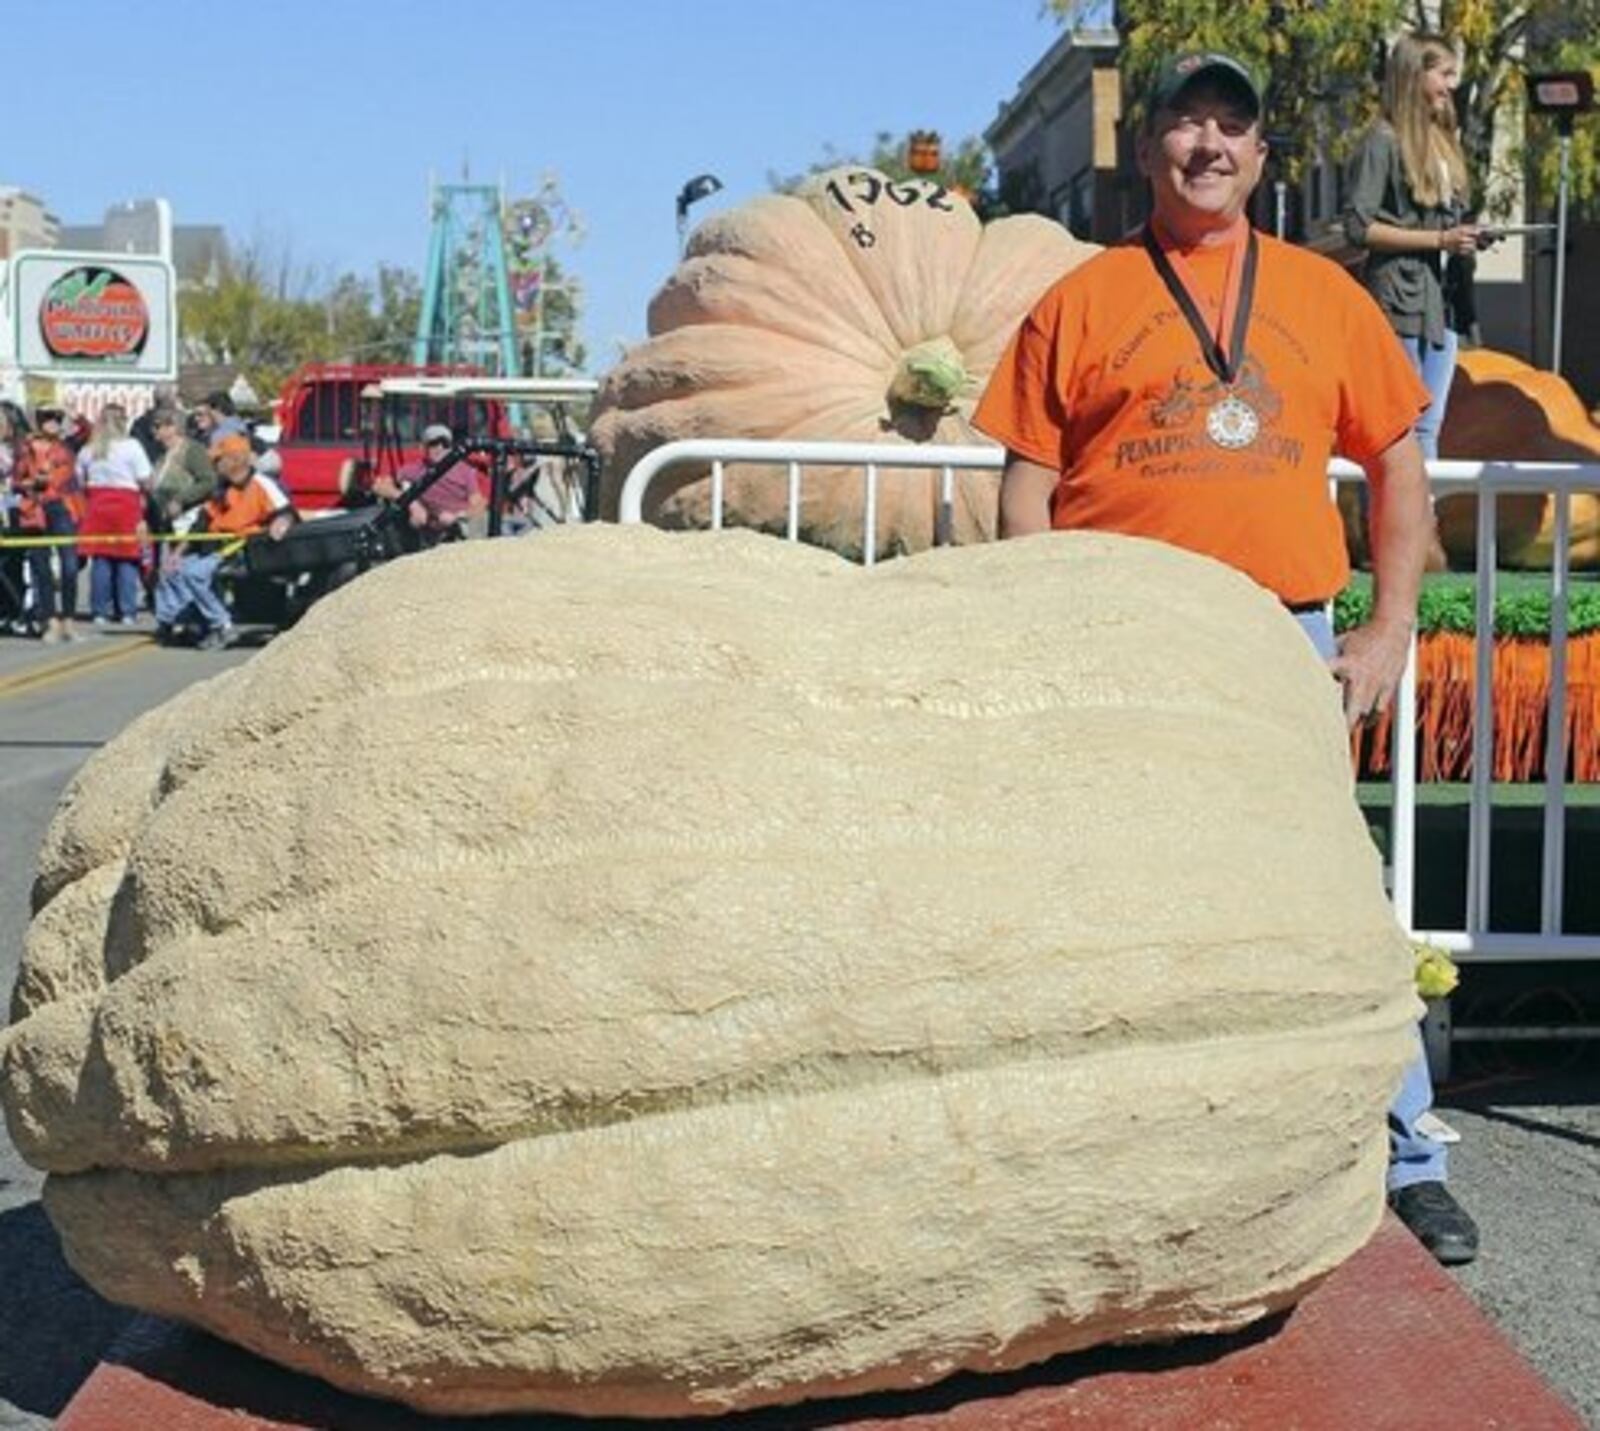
[972,229,1430,604]
[204,473,291,535]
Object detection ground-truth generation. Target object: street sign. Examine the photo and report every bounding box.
[4,250,177,382]
[1527,71,1595,122]
[1524,74,1594,375]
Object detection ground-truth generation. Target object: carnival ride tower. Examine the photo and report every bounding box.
[412,182,519,375]
[413,177,583,378]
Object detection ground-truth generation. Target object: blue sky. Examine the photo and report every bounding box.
[7,0,1080,373]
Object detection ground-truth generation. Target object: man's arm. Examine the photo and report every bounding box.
[1330,432,1432,727]
[998,454,1057,539]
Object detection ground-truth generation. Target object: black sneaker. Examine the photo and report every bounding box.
[1389,1182,1480,1266]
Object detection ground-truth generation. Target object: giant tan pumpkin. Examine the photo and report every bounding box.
[592,168,1095,557]
[1,526,1417,1418]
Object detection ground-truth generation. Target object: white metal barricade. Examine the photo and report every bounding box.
[621,440,1600,968]
[618,440,1002,565]
[1324,458,1600,969]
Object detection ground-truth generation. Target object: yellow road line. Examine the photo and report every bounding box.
[0,636,154,701]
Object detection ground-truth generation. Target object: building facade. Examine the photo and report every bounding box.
[984,27,1125,243]
[0,187,59,259]
[58,199,227,289]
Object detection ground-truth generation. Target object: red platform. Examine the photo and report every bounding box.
[57,1214,1582,1431]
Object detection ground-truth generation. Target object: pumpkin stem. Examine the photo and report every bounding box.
[889,337,972,411]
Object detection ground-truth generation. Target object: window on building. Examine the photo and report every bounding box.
[1052,169,1096,239]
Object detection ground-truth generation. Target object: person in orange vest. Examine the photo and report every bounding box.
[154,433,294,650]
[14,407,84,642]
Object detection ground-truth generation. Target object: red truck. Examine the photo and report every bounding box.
[272,362,509,510]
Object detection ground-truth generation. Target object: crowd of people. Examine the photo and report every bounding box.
[1,389,287,649]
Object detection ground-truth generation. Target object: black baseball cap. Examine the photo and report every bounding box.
[1146,52,1263,121]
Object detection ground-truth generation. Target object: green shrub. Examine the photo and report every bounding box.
[1334,574,1600,637]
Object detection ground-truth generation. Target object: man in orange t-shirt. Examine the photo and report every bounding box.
[155,434,294,649]
[975,56,1433,728]
[974,52,1476,1267]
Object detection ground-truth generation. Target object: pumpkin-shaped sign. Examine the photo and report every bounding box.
[592,168,1095,558]
[1,527,1416,1417]
[40,265,150,361]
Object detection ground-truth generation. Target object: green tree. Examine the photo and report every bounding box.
[320,266,424,363]
[1422,0,1600,214]
[1050,0,1600,213]
[179,242,430,398]
[1050,0,1402,181]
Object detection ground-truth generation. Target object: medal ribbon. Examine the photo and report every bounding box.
[1142,222,1259,387]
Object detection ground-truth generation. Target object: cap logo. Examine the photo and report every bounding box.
[1176,55,1205,75]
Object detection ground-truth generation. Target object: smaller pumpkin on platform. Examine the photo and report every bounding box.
[592,166,1096,559]
[1339,350,1600,572]
[1434,350,1600,571]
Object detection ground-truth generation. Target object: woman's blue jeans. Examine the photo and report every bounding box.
[1295,608,1448,1191]
[90,557,142,621]
[25,500,78,621]
[1402,330,1459,462]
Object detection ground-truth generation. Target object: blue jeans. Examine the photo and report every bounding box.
[90,557,141,621]
[154,552,231,633]
[25,501,79,622]
[1295,609,1446,1190]
[1402,330,1458,462]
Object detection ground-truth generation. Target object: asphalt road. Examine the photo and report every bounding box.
[0,627,252,1429]
[0,628,1595,1428]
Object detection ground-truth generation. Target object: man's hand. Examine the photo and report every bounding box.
[266,514,294,542]
[1329,616,1412,728]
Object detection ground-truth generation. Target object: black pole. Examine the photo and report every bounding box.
[488,448,507,538]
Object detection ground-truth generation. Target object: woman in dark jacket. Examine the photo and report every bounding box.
[1343,32,1486,462]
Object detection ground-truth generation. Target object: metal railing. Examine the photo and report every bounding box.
[618,440,1000,564]
[622,439,1600,965]
[1327,458,1600,966]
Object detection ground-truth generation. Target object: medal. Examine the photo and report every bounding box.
[1207,393,1260,450]
[1143,223,1260,450]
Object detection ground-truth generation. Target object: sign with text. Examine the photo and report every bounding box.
[9,250,175,380]
[1527,71,1595,115]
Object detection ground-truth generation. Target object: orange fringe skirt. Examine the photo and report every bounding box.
[1355,631,1600,782]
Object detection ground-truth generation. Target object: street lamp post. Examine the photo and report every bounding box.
[1264,129,1299,241]
[676,174,724,256]
[1527,72,1595,375]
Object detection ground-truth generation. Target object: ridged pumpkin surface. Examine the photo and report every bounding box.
[1,526,1418,1418]
[592,169,1095,557]
[1435,348,1600,570]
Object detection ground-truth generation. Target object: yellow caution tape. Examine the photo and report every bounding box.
[0,530,262,549]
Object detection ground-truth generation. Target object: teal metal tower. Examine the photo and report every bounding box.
[412,182,520,375]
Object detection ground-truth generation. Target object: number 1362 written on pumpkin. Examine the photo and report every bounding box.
[824,170,955,249]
